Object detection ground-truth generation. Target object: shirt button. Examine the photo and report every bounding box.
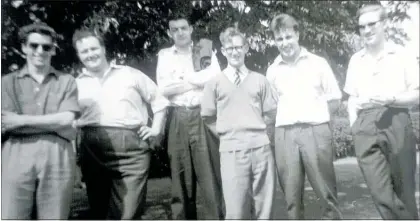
[37,103,41,107]
[34,87,40,92]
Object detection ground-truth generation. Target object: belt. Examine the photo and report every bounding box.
[358,106,408,116]
[81,125,141,133]
[171,105,200,110]
[7,132,71,143]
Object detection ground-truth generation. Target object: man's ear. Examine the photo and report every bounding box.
[220,47,227,57]
[243,44,250,54]
[167,29,173,40]
[50,44,57,56]
[21,43,28,56]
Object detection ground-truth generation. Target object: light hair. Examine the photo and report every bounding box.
[356,4,388,21]
[219,27,247,46]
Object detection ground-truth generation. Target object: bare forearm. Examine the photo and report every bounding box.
[161,82,195,97]
[391,90,419,107]
[263,110,277,125]
[327,99,341,116]
[151,109,167,134]
[19,112,76,131]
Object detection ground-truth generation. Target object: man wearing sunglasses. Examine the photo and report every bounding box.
[156,12,224,219]
[1,23,80,219]
[344,4,419,219]
[266,14,343,219]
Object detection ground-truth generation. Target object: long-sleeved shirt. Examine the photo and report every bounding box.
[156,44,221,107]
[344,42,419,126]
[201,67,277,152]
[75,62,169,129]
[266,47,342,126]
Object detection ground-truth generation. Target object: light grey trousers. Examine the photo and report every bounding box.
[1,135,75,219]
[274,123,342,219]
[220,144,276,219]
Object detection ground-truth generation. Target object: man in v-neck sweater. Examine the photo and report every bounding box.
[201,27,277,219]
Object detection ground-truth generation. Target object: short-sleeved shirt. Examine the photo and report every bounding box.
[266,48,342,126]
[1,66,80,141]
[75,62,170,129]
[344,42,419,100]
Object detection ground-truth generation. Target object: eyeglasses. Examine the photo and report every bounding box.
[28,43,54,52]
[224,45,245,54]
[358,20,382,30]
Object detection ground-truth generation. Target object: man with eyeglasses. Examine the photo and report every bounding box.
[266,14,343,219]
[156,13,224,219]
[201,27,277,219]
[344,4,419,219]
[1,23,80,219]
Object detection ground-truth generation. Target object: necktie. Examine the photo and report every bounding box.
[234,69,241,85]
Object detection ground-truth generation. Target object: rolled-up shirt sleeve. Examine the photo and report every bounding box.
[58,76,81,118]
[133,69,170,114]
[1,75,18,113]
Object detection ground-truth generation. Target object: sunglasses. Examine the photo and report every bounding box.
[357,20,383,30]
[28,43,54,52]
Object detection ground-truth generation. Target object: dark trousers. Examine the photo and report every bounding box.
[80,126,151,220]
[352,107,419,219]
[274,123,342,219]
[168,107,224,219]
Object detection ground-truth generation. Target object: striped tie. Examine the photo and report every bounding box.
[234,69,241,85]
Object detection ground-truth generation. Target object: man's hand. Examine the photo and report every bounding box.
[137,126,160,141]
[369,95,395,106]
[1,111,24,132]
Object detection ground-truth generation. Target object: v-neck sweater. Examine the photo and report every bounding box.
[201,71,277,152]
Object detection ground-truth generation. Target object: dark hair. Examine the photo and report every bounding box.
[168,8,193,26]
[356,4,387,21]
[18,22,57,44]
[270,13,300,33]
[72,28,105,50]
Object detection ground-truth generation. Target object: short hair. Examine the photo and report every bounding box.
[18,22,57,44]
[168,9,192,26]
[270,13,300,33]
[356,4,388,21]
[219,27,247,46]
[72,28,105,49]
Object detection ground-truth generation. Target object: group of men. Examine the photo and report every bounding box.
[1,3,419,220]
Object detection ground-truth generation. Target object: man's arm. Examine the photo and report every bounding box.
[392,54,420,107]
[156,49,196,97]
[319,58,342,115]
[185,52,221,87]
[200,79,218,135]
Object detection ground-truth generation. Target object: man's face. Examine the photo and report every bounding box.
[168,19,193,48]
[358,11,386,47]
[75,36,107,72]
[221,35,248,68]
[22,33,56,68]
[273,28,300,60]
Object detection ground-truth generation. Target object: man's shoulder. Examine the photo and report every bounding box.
[157,46,174,57]
[1,70,19,82]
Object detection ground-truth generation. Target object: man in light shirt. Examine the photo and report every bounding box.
[156,13,224,219]
[344,4,419,219]
[72,28,169,219]
[201,27,278,219]
[266,13,343,219]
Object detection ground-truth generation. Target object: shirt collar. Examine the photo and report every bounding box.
[224,64,249,77]
[78,60,123,78]
[170,42,194,54]
[273,47,310,65]
[359,41,397,58]
[17,65,60,78]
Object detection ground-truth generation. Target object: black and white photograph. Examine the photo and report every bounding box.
[1,0,419,220]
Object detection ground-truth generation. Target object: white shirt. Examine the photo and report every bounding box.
[156,44,221,107]
[266,48,342,126]
[223,64,249,84]
[344,42,419,126]
[75,62,170,128]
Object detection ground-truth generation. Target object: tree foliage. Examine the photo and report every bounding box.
[1,0,411,86]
